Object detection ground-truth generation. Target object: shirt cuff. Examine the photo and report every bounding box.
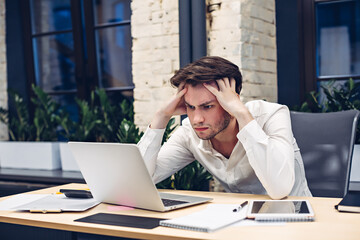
[237,120,268,150]
[140,126,166,149]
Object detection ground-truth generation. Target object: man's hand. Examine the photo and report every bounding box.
[150,82,188,129]
[203,78,254,129]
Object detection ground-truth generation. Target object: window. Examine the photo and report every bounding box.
[301,0,360,95]
[316,0,360,78]
[315,0,360,96]
[92,0,132,90]
[21,0,132,118]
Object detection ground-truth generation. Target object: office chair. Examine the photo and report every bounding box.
[290,110,359,198]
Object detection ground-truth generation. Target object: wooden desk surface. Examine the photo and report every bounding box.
[0,183,359,240]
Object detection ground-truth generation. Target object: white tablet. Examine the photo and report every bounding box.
[246,200,315,222]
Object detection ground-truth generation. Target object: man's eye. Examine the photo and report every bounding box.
[204,105,213,109]
[186,105,195,110]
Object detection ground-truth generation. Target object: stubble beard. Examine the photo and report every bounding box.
[194,112,232,140]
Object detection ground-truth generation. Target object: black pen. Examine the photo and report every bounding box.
[233,201,248,212]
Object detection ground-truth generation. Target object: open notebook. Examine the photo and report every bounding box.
[160,204,248,232]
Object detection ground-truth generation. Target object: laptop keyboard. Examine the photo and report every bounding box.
[161,198,189,207]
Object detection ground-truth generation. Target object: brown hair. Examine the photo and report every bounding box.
[170,56,242,94]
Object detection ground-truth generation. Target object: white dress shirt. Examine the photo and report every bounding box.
[137,100,312,199]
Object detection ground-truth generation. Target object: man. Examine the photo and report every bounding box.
[137,56,311,199]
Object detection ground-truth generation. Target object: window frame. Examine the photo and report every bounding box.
[20,0,133,108]
[300,0,360,95]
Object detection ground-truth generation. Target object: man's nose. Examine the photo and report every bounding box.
[193,110,205,124]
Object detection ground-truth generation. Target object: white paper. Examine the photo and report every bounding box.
[0,194,100,212]
[0,194,49,210]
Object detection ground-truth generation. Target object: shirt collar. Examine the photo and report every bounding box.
[198,139,212,153]
[198,138,225,158]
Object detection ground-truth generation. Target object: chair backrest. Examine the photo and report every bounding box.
[290,110,359,198]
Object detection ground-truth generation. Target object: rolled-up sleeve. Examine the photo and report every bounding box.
[137,127,165,176]
[237,106,295,199]
[137,126,195,184]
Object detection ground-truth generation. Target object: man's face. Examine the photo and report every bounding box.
[184,83,231,140]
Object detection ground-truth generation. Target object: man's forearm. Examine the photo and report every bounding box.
[234,109,254,130]
[237,118,295,199]
[150,110,172,129]
[137,127,166,177]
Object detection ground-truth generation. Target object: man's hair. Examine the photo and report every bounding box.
[170,56,242,94]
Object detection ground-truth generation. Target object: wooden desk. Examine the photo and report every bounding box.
[0,183,359,240]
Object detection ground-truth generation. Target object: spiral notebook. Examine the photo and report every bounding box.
[159,204,247,233]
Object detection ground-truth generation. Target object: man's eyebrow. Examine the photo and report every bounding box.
[184,101,192,106]
[184,100,215,107]
[199,100,215,106]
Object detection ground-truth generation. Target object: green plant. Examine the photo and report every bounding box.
[291,91,322,113]
[156,161,213,191]
[0,86,140,143]
[162,118,176,145]
[61,88,141,143]
[294,78,360,143]
[0,91,34,141]
[0,85,64,141]
[323,79,360,112]
[116,119,144,143]
[70,97,101,141]
[173,161,213,191]
[31,85,63,141]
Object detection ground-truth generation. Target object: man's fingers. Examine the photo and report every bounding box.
[230,78,236,91]
[177,82,186,93]
[203,83,218,96]
[223,77,231,88]
[176,87,187,98]
[216,79,226,90]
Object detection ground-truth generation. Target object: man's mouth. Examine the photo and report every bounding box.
[194,127,208,132]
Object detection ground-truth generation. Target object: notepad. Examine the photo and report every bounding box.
[335,191,360,213]
[159,204,247,232]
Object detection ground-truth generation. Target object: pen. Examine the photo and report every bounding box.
[233,201,248,212]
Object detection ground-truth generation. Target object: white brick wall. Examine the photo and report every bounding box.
[131,0,180,130]
[0,0,277,139]
[132,0,277,130]
[0,0,8,140]
[207,0,277,102]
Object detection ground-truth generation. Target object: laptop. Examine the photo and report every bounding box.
[68,142,212,212]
